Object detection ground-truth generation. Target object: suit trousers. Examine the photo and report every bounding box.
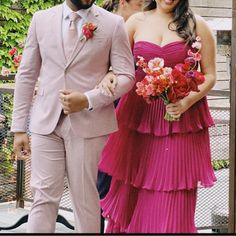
[27,113,108,233]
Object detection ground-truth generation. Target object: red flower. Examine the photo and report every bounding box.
[13,55,22,67]
[81,23,97,41]
[193,71,205,84]
[9,47,17,57]
[174,63,191,73]
[168,69,190,103]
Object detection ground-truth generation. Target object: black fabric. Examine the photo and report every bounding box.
[97,170,112,200]
[97,171,112,234]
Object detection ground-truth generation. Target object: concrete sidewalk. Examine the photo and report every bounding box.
[0,201,75,233]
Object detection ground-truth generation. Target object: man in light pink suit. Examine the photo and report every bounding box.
[11,0,134,233]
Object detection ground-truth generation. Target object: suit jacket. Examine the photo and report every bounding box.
[11,4,135,138]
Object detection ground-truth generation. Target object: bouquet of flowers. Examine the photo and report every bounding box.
[136,36,205,121]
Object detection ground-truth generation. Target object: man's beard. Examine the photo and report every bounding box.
[71,0,95,9]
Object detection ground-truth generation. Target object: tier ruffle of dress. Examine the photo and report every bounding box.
[99,124,216,192]
[115,77,215,137]
[101,182,197,233]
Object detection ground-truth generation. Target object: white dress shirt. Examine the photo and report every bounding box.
[62,2,91,39]
[62,2,93,110]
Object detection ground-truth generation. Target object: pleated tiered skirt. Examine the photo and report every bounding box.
[98,94,216,233]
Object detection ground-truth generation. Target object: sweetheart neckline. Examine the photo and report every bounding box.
[134,40,186,49]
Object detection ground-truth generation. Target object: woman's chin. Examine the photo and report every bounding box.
[163,0,175,5]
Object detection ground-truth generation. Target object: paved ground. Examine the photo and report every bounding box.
[0,201,75,233]
[0,167,228,234]
[0,201,213,234]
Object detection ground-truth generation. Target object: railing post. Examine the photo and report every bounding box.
[16,160,24,208]
[229,0,236,232]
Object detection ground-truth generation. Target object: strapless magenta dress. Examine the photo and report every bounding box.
[98,41,216,233]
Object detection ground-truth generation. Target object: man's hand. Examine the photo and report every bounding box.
[59,90,89,115]
[13,132,31,160]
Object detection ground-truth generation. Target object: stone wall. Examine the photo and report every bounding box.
[190,0,232,20]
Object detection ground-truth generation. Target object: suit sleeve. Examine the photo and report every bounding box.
[11,13,42,132]
[84,17,135,110]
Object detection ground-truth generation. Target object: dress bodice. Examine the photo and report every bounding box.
[133,40,189,69]
[116,41,214,136]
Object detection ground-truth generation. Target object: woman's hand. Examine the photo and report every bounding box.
[97,71,118,97]
[166,98,191,119]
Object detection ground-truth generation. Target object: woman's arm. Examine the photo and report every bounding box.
[166,14,217,119]
[97,13,139,96]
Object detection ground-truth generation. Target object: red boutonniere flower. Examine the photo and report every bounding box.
[80,22,97,41]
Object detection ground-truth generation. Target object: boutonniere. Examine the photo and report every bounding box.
[80,22,97,41]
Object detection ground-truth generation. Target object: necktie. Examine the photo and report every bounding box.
[64,12,80,60]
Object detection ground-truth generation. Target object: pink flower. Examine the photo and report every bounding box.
[136,81,146,96]
[193,52,201,61]
[146,84,155,96]
[187,49,195,57]
[174,63,185,73]
[196,36,201,42]
[1,66,11,77]
[148,57,164,71]
[9,47,17,57]
[187,49,201,62]
[192,41,201,50]
[136,56,147,68]
[163,67,172,76]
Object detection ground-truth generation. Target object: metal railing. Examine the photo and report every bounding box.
[0,80,232,232]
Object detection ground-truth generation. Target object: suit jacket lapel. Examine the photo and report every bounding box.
[53,5,67,68]
[65,5,99,69]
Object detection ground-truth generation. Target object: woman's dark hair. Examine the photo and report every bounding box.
[101,0,131,12]
[144,0,196,44]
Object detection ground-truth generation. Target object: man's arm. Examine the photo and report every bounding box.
[11,13,42,132]
[84,16,135,110]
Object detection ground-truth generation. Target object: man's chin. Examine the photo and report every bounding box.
[80,3,93,9]
[71,0,95,9]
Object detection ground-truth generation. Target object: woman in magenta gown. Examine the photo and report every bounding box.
[98,0,217,233]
